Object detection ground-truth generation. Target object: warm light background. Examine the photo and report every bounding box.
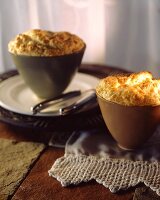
[1,0,160,76]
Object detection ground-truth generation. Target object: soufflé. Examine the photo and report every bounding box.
[8,29,86,99]
[96,71,160,106]
[8,29,85,56]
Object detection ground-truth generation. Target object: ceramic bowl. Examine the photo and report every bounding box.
[10,45,86,99]
[97,94,160,150]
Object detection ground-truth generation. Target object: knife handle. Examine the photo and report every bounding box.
[59,91,96,115]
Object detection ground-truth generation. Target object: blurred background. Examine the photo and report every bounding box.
[1,0,160,76]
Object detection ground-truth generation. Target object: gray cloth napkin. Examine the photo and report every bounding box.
[49,127,160,195]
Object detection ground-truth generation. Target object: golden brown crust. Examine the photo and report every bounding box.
[8,29,85,56]
[96,71,160,106]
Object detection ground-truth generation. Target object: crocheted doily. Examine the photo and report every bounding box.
[49,127,160,196]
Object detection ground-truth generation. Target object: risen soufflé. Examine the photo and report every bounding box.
[8,29,85,56]
[96,71,160,106]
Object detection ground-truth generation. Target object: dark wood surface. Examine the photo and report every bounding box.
[0,64,155,200]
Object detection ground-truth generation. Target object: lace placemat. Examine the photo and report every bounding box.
[49,127,160,196]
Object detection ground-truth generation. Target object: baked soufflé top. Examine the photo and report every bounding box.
[96,71,160,106]
[8,29,85,56]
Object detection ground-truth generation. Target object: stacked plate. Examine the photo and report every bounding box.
[0,70,104,131]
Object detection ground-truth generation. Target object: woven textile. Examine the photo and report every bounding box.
[49,127,160,196]
[0,139,45,200]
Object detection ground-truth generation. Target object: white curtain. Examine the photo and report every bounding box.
[1,0,160,76]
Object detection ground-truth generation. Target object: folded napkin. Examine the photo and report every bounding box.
[49,127,160,196]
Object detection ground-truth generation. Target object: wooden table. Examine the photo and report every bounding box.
[0,64,155,200]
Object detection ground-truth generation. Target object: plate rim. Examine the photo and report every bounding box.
[0,72,99,117]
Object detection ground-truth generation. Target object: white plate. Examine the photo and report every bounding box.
[0,72,99,116]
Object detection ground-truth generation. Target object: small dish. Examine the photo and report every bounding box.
[97,94,160,150]
[9,30,86,99]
